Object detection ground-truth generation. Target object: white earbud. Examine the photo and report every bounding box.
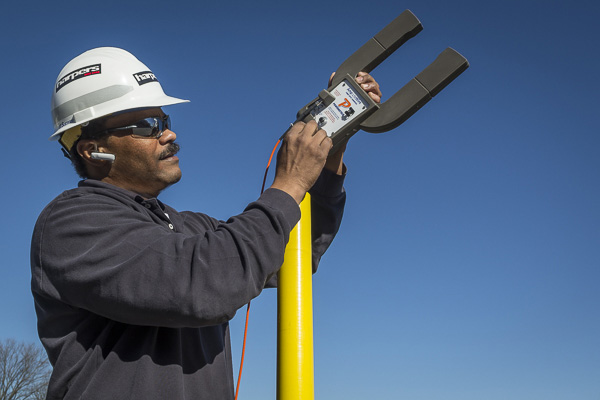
[90,152,116,162]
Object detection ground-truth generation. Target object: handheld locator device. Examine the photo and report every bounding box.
[293,10,469,154]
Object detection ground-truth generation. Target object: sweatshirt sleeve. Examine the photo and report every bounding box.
[265,168,346,287]
[31,187,300,328]
[309,167,346,271]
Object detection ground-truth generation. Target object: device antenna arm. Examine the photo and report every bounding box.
[329,10,423,89]
[360,47,470,133]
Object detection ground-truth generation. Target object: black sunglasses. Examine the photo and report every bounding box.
[97,115,171,139]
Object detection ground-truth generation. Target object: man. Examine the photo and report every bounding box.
[31,47,381,399]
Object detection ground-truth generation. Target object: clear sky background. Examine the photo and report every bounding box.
[1,0,598,399]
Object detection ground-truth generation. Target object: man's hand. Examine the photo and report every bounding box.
[329,71,382,103]
[354,71,382,103]
[271,120,332,204]
[323,72,382,174]
[271,72,383,201]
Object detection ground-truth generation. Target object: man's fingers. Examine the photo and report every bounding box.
[356,71,369,83]
[286,121,306,136]
[307,121,321,137]
[320,134,333,148]
[356,72,382,103]
[368,92,381,103]
[287,120,318,136]
[305,123,330,147]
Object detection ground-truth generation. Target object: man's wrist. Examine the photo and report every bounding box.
[310,166,346,198]
[270,180,306,205]
[324,144,346,175]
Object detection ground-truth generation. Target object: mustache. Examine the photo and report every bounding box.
[159,142,180,159]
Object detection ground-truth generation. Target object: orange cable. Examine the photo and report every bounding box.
[235,138,281,400]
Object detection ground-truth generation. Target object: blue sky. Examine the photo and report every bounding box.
[1,0,598,398]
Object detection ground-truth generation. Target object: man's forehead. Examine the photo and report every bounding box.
[102,108,164,129]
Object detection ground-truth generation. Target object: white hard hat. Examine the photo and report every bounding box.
[50,47,189,149]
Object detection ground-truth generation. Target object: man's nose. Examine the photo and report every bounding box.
[159,129,176,144]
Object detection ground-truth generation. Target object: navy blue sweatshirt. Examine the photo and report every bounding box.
[31,171,345,399]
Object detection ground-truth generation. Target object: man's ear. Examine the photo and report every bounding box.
[77,140,113,165]
[76,140,97,162]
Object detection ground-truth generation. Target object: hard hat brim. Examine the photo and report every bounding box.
[50,94,189,141]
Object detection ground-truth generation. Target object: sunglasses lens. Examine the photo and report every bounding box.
[130,115,170,138]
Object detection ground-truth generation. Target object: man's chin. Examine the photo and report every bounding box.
[164,169,182,187]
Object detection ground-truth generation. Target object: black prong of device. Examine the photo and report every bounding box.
[329,10,423,89]
[296,10,421,127]
[415,47,470,97]
[360,47,469,133]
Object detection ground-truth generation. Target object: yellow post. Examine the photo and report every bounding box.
[277,194,314,400]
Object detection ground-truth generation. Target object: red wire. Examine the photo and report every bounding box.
[261,139,281,194]
[234,302,251,400]
[235,138,281,400]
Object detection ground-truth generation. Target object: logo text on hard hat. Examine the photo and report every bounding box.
[133,71,158,86]
[56,64,101,93]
